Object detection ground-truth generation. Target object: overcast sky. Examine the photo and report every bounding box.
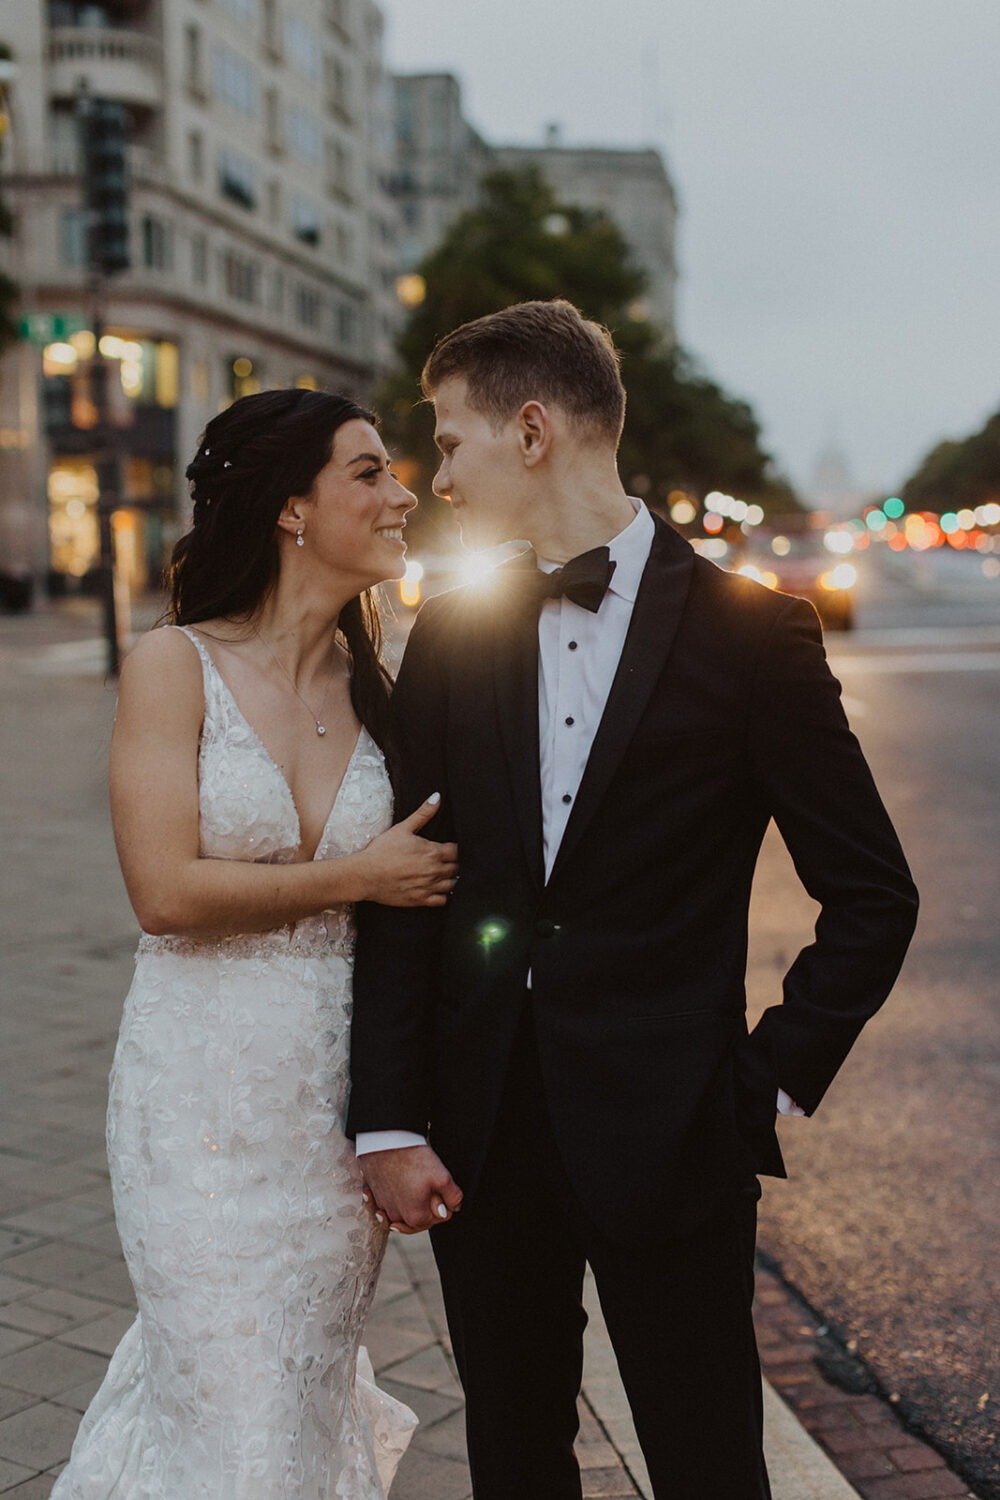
[385,1,1000,498]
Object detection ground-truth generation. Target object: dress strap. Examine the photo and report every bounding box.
[169,625,222,727]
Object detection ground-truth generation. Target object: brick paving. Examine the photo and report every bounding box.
[755,1265,982,1499]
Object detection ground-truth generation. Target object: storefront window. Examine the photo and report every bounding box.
[48,461,99,578]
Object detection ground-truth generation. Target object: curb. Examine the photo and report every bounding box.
[581,1270,861,1500]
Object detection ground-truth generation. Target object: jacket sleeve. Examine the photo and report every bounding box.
[345,597,454,1139]
[744,596,918,1113]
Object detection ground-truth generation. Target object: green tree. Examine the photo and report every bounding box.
[901,417,1000,513]
[618,346,798,514]
[381,165,797,546]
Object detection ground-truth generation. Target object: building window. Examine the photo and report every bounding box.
[61,209,89,267]
[212,44,257,117]
[191,234,208,284]
[141,215,173,272]
[264,88,283,153]
[326,140,352,201]
[334,221,353,264]
[267,180,281,224]
[291,195,320,247]
[324,55,352,120]
[268,271,285,314]
[222,251,259,303]
[285,15,321,82]
[287,105,322,167]
[228,355,261,400]
[294,285,322,329]
[218,148,257,210]
[336,301,356,348]
[188,130,204,182]
[185,24,206,99]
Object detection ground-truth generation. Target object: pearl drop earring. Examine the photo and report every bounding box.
[295,529,305,547]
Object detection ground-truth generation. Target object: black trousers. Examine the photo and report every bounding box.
[431,1012,772,1500]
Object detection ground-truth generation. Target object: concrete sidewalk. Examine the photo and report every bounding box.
[0,605,861,1498]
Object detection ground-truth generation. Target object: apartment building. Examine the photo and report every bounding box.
[0,0,397,592]
[495,137,678,337]
[392,72,492,278]
[390,74,678,344]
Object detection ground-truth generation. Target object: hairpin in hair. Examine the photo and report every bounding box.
[203,447,211,456]
[223,460,233,469]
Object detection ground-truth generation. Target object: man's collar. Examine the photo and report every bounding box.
[535,498,653,604]
[605,500,654,603]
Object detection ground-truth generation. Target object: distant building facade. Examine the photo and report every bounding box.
[392,73,492,277]
[0,0,397,592]
[390,74,678,344]
[494,138,678,339]
[809,440,866,521]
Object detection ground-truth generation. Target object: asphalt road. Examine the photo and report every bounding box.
[750,549,1000,1498]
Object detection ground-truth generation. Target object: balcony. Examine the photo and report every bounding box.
[48,28,163,110]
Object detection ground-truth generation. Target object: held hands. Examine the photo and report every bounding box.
[362,1145,463,1234]
[359,796,459,907]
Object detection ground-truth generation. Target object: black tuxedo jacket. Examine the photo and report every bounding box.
[347,517,918,1239]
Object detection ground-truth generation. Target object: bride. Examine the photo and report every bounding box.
[52,389,459,1498]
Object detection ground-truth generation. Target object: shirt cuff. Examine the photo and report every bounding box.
[355,1130,428,1156]
[776,1088,806,1117]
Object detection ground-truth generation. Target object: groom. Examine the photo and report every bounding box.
[347,300,917,1499]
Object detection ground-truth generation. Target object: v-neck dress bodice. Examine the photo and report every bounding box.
[51,627,414,1499]
[137,626,393,963]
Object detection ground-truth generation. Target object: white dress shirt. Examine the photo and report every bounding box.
[356,502,800,1157]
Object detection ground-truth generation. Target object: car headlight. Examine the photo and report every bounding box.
[819,563,858,591]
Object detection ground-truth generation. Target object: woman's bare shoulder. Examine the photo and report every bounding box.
[118,626,205,714]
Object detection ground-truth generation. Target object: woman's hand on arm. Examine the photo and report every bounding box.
[110,630,458,937]
[352,798,457,908]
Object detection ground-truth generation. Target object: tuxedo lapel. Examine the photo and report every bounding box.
[491,569,546,890]
[549,517,695,882]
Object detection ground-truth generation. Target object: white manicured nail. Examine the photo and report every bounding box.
[436,1203,449,1218]
[427,792,441,805]
[375,1213,384,1224]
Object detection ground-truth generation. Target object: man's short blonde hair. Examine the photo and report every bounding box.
[421,299,626,445]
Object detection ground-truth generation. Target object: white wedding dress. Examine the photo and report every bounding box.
[52,627,416,1499]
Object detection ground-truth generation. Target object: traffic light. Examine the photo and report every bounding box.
[81,99,130,275]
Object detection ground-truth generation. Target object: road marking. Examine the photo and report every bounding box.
[831,652,1000,674]
[843,626,1000,649]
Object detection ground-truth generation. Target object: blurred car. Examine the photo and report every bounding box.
[733,537,858,630]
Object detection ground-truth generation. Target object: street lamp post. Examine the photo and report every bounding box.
[77,85,130,676]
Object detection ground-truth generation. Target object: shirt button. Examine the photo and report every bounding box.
[562,793,572,804]
[568,640,578,651]
[565,716,575,726]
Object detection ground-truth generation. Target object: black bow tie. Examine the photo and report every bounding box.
[535,547,617,613]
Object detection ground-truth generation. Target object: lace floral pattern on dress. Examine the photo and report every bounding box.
[51,627,415,1499]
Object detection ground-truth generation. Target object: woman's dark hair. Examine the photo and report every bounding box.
[168,388,394,758]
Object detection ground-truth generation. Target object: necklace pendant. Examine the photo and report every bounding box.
[316,724,327,736]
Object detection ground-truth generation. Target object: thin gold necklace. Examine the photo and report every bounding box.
[255,631,336,737]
